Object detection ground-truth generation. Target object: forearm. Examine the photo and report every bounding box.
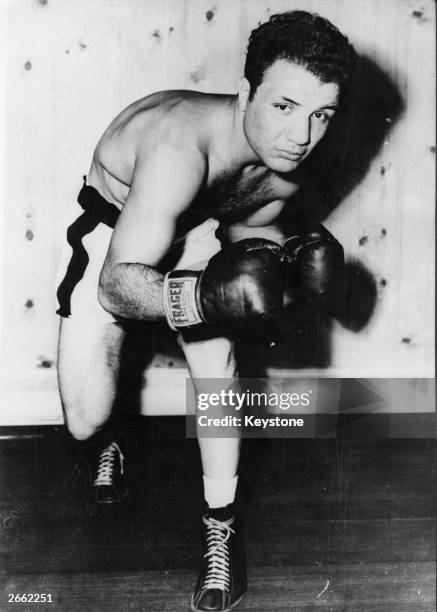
[99,262,165,320]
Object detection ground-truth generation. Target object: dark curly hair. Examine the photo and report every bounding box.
[244,11,357,100]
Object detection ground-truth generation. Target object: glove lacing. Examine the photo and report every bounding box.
[93,442,124,486]
[202,515,235,591]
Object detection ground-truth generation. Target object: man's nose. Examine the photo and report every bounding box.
[285,117,310,147]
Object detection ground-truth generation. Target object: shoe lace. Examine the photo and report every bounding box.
[93,442,124,486]
[202,515,235,591]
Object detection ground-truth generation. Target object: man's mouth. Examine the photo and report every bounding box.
[277,149,305,160]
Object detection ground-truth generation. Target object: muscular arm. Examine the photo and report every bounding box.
[98,145,206,320]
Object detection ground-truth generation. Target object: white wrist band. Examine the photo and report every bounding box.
[163,271,205,330]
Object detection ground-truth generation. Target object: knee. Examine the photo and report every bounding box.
[64,415,101,441]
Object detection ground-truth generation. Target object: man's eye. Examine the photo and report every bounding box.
[313,111,330,123]
[274,104,292,114]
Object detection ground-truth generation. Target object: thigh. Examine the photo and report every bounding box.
[173,218,222,271]
[57,316,126,424]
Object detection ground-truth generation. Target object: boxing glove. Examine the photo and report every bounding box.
[163,238,287,331]
[283,225,345,300]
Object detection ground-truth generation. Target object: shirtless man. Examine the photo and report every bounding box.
[56,11,356,612]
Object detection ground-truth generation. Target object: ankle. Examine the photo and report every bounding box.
[203,475,238,509]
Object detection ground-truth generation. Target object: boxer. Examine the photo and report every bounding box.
[56,11,356,611]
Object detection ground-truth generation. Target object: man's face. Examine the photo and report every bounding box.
[241,59,340,173]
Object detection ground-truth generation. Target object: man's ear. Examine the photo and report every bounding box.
[238,77,251,112]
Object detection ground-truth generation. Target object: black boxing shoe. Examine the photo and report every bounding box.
[92,440,129,504]
[191,504,247,612]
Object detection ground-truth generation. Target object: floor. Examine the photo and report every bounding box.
[0,419,435,611]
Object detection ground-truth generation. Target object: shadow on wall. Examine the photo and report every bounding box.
[237,258,379,374]
[311,54,405,217]
[113,322,182,415]
[256,54,404,370]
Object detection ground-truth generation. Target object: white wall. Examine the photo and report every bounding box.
[0,0,435,423]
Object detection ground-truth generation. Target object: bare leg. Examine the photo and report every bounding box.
[183,333,247,612]
[57,316,126,440]
[179,332,241,479]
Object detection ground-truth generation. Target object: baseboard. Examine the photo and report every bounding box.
[0,368,434,425]
[0,368,192,425]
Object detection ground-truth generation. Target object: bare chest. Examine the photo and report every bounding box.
[201,167,299,223]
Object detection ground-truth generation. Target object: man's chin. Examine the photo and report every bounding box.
[268,156,301,174]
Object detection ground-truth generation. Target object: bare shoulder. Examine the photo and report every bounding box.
[91,90,223,202]
[101,93,224,268]
[133,90,230,157]
[100,90,223,147]
[130,93,217,206]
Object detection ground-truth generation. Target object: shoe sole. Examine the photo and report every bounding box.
[190,591,245,612]
[93,485,130,504]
